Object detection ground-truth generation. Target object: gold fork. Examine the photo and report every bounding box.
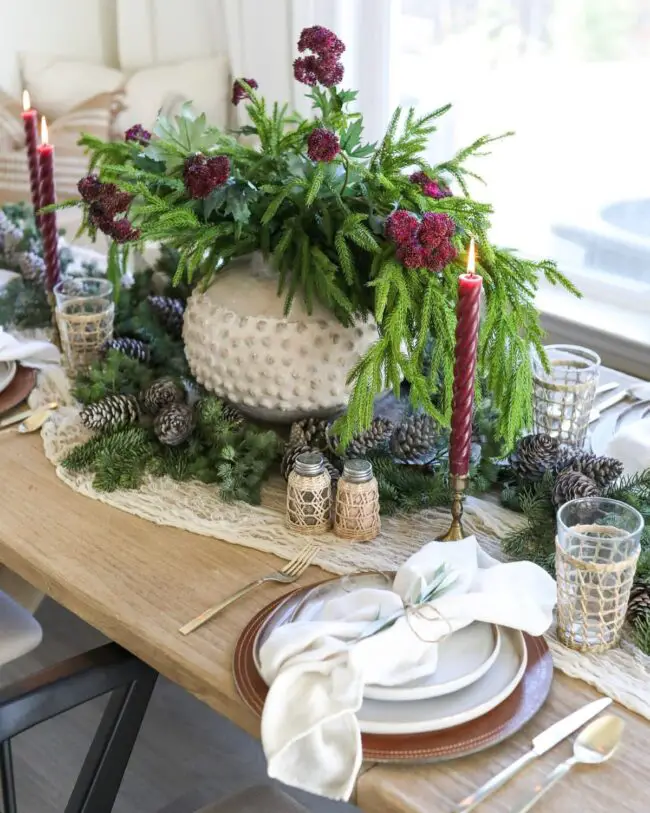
[178,543,320,635]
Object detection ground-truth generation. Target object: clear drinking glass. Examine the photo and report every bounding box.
[532,344,600,447]
[556,497,643,652]
[54,278,114,372]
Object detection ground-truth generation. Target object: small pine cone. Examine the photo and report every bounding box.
[346,418,394,457]
[289,418,329,450]
[147,295,185,338]
[390,414,439,464]
[154,403,194,446]
[1,223,23,261]
[221,401,244,425]
[280,443,340,485]
[552,470,600,507]
[627,580,650,624]
[510,433,560,481]
[17,251,46,282]
[555,449,624,489]
[103,337,151,363]
[80,394,140,433]
[141,377,185,415]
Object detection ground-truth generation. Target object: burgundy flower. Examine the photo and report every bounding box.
[385,210,419,244]
[396,240,427,269]
[425,239,457,272]
[183,153,230,198]
[108,218,141,243]
[78,174,104,203]
[232,77,259,105]
[294,55,320,86]
[418,212,455,249]
[124,124,151,145]
[298,26,345,57]
[410,171,452,199]
[99,185,133,218]
[307,128,340,162]
[316,55,345,87]
[88,202,112,231]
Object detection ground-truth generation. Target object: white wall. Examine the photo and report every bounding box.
[0,0,118,95]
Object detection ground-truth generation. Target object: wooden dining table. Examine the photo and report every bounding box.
[0,424,648,812]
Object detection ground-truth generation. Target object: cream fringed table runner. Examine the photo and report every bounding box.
[30,367,650,721]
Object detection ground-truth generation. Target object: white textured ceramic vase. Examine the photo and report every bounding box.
[183,254,378,422]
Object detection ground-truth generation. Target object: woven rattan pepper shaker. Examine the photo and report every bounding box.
[334,459,380,542]
[286,451,332,534]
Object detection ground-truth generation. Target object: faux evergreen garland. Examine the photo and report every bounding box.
[56,24,578,449]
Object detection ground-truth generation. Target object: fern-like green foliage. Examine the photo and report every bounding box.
[60,29,580,449]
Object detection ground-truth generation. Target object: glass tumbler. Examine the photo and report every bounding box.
[556,497,643,653]
[54,278,114,373]
[532,344,600,447]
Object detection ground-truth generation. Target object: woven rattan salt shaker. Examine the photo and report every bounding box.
[286,452,332,534]
[334,459,380,542]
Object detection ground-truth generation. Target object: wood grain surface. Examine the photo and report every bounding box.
[0,431,648,813]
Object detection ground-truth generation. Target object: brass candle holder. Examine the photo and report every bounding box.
[437,473,468,541]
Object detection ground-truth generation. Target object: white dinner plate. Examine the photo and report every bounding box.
[0,361,17,395]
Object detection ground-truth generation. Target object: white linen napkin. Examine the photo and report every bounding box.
[0,327,60,368]
[259,536,556,801]
[606,417,650,477]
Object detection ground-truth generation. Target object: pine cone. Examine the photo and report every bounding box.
[555,449,624,488]
[148,295,185,338]
[141,377,184,415]
[627,579,650,624]
[1,224,22,261]
[510,434,560,481]
[345,418,394,457]
[80,394,140,432]
[103,337,151,363]
[154,403,194,446]
[289,418,329,450]
[17,251,45,282]
[552,470,600,507]
[221,401,244,425]
[390,414,440,464]
[280,443,340,485]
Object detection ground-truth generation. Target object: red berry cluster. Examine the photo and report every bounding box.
[232,77,259,105]
[78,175,140,243]
[183,154,231,199]
[410,171,452,200]
[307,128,340,162]
[385,210,457,272]
[294,26,345,87]
[124,124,151,145]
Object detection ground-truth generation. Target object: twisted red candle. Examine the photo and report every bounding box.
[449,241,482,476]
[21,91,41,231]
[37,117,61,291]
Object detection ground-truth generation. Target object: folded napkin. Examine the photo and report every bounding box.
[606,417,650,477]
[259,536,556,801]
[0,327,60,368]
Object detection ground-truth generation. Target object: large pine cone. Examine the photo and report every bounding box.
[148,295,185,339]
[345,418,394,458]
[390,414,440,464]
[154,403,194,446]
[627,580,650,624]
[281,443,340,485]
[141,377,184,415]
[552,470,600,507]
[103,337,151,363]
[288,418,329,450]
[510,434,560,481]
[80,394,140,432]
[555,449,623,488]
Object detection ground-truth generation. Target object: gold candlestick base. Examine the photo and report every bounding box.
[437,474,468,541]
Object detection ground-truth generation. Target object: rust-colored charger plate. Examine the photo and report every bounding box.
[233,583,553,763]
[0,366,37,415]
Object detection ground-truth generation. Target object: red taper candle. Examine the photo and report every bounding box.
[37,117,61,291]
[21,90,42,231]
[449,238,482,476]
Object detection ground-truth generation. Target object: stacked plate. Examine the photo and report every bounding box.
[234,573,553,761]
[0,361,17,396]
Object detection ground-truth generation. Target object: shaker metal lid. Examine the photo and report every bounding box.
[342,458,373,483]
[294,451,325,476]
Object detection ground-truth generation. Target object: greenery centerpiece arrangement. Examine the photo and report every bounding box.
[54,24,577,448]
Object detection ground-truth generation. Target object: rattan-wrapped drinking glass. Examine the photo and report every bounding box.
[54,278,114,373]
[286,452,332,534]
[334,459,380,542]
[556,497,643,653]
[532,345,600,447]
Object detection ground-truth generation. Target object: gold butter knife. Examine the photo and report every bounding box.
[0,402,58,432]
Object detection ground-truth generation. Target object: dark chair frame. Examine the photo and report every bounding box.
[0,642,158,813]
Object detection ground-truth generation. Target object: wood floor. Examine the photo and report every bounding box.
[1,599,351,813]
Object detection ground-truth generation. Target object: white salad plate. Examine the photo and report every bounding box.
[0,361,17,395]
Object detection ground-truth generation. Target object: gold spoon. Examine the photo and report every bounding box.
[513,714,624,812]
[0,402,58,430]
[17,405,57,433]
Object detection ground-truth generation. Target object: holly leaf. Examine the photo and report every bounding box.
[203,186,228,220]
[341,119,363,152]
[338,89,359,105]
[350,142,376,158]
[224,186,251,225]
[133,154,165,174]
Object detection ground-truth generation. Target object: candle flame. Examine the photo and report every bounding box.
[467,238,476,275]
[22,90,31,112]
[40,116,49,145]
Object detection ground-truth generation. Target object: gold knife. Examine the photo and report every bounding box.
[451,697,612,812]
[0,402,58,431]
